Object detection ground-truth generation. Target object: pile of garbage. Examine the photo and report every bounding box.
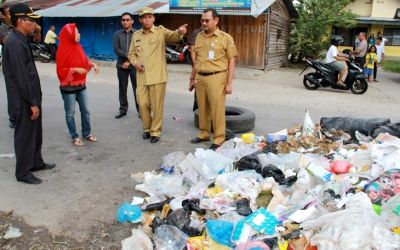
[118,112,400,250]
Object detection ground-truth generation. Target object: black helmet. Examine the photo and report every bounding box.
[331,35,344,46]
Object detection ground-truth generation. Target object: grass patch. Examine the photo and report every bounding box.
[384,60,400,73]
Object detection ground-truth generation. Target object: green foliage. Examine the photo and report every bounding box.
[384,60,400,73]
[289,0,357,62]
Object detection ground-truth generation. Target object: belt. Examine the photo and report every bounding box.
[198,70,226,76]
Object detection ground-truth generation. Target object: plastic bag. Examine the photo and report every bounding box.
[372,122,400,138]
[193,148,234,179]
[3,226,23,239]
[235,198,253,216]
[258,152,301,172]
[216,170,263,210]
[135,172,186,203]
[117,203,142,223]
[329,160,352,174]
[302,110,315,137]
[267,129,288,143]
[121,228,153,250]
[206,219,234,247]
[236,153,262,173]
[218,139,259,161]
[161,151,186,173]
[154,225,189,250]
[370,139,400,177]
[320,117,390,138]
[365,169,400,205]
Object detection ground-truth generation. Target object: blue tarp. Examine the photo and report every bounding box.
[43,16,141,60]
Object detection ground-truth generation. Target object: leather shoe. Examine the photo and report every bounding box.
[143,132,150,140]
[209,144,221,150]
[31,163,56,172]
[115,112,127,119]
[190,137,210,144]
[150,136,160,143]
[17,173,42,184]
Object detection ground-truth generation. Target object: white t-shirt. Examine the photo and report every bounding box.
[325,45,338,64]
[382,37,388,46]
[376,44,385,63]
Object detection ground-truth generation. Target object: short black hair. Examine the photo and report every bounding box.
[121,12,133,20]
[377,37,382,41]
[203,8,218,19]
[11,16,20,27]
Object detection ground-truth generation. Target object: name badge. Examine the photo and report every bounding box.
[208,51,215,60]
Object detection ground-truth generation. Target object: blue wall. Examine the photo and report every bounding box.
[43,16,141,60]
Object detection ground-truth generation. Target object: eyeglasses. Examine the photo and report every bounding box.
[121,19,132,22]
[200,19,212,23]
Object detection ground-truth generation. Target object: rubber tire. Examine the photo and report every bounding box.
[194,106,256,133]
[39,52,51,63]
[350,78,368,95]
[303,73,320,90]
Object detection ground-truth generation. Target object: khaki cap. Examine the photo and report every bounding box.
[139,7,154,17]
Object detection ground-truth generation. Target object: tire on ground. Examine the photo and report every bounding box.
[194,106,256,133]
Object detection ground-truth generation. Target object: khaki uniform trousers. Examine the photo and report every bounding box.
[196,72,227,145]
[136,82,166,137]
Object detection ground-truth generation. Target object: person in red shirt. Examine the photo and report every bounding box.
[56,23,99,146]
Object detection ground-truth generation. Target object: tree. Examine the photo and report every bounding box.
[289,0,357,62]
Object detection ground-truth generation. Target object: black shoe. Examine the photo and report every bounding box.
[143,132,150,140]
[374,79,378,82]
[150,136,160,143]
[209,144,221,150]
[115,112,127,119]
[190,137,210,144]
[17,173,42,184]
[9,120,16,129]
[31,163,56,172]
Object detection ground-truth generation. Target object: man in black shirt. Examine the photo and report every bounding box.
[2,3,55,184]
[113,12,138,119]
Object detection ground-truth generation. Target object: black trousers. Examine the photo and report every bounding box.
[46,43,57,61]
[355,56,366,68]
[4,79,16,124]
[373,62,378,80]
[14,104,44,179]
[117,66,138,113]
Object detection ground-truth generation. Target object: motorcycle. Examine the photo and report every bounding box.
[29,42,52,63]
[165,39,192,64]
[300,50,368,95]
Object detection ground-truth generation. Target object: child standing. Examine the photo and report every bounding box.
[364,45,377,83]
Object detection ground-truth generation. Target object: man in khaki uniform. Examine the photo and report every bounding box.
[189,8,238,150]
[128,7,187,143]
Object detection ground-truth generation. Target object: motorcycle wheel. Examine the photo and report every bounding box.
[39,52,51,63]
[303,73,320,90]
[350,78,368,95]
[184,52,192,65]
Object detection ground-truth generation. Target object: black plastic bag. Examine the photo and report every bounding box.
[166,208,202,236]
[235,198,252,216]
[145,197,174,211]
[372,122,400,138]
[150,216,166,233]
[236,153,262,174]
[261,164,285,183]
[262,141,280,154]
[320,117,390,138]
[225,128,235,141]
[182,199,206,215]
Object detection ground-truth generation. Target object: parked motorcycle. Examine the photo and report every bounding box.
[29,42,52,63]
[166,39,192,64]
[300,50,368,95]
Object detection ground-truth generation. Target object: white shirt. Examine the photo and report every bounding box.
[376,44,385,63]
[382,37,388,46]
[325,45,338,64]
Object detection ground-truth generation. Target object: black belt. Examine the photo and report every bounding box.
[198,70,226,76]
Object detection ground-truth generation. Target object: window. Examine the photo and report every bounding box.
[383,28,400,46]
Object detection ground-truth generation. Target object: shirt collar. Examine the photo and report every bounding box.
[201,27,220,38]
[143,25,156,34]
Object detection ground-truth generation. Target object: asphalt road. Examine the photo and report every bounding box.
[0,62,399,241]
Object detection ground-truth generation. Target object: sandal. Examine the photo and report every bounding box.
[85,135,98,142]
[72,138,84,147]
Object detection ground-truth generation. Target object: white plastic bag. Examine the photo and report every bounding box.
[193,148,234,179]
[302,110,315,137]
[121,228,153,250]
[154,225,188,250]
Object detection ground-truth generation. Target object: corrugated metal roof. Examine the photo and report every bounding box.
[36,0,169,17]
[2,0,71,10]
[357,17,400,26]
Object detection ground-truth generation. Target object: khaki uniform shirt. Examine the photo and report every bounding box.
[44,30,57,44]
[194,28,238,73]
[128,25,181,86]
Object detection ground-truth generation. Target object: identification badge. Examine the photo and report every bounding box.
[208,51,215,60]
